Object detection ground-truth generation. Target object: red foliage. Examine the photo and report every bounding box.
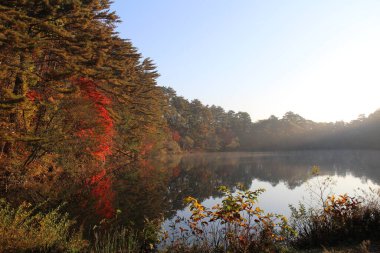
[74,77,114,162]
[26,90,42,101]
[172,131,181,142]
[138,159,157,178]
[87,170,115,219]
[73,77,116,219]
[139,141,155,156]
[88,169,106,184]
[172,165,180,178]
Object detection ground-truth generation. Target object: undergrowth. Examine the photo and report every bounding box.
[0,199,86,252]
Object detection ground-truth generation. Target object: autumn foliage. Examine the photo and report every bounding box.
[73,78,116,218]
[172,131,181,142]
[75,78,114,163]
[26,90,42,102]
[88,170,115,219]
[166,185,294,252]
[290,193,380,249]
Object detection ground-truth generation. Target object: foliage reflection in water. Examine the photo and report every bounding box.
[109,150,380,232]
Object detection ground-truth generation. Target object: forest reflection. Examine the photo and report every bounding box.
[110,150,380,229]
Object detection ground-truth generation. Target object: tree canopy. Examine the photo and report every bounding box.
[1,0,380,221]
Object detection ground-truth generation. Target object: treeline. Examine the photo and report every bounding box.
[163,87,380,151]
[251,111,380,150]
[163,87,252,151]
[1,0,380,192]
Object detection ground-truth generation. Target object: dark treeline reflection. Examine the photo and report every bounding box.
[109,150,380,229]
[3,150,379,231]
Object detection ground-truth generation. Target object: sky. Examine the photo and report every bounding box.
[111,0,380,123]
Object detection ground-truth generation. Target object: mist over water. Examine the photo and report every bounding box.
[147,150,379,237]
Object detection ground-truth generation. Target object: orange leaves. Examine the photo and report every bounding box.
[171,165,180,178]
[139,141,155,156]
[324,194,361,218]
[172,131,181,142]
[26,90,42,101]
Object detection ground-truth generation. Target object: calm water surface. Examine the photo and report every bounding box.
[112,150,380,230]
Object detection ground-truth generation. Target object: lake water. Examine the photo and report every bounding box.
[168,151,380,226]
[110,150,380,231]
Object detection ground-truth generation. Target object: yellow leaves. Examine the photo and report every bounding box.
[311,165,320,176]
[185,196,205,213]
[181,185,294,251]
[184,196,196,204]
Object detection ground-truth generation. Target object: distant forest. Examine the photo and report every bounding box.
[1,0,380,185]
[163,86,380,151]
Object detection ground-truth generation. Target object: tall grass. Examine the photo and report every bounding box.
[91,227,140,253]
[0,199,86,252]
[90,217,163,253]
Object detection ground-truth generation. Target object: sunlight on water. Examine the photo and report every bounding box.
[164,174,380,233]
[163,151,380,232]
[252,174,379,217]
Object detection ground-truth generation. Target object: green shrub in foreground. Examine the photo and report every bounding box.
[0,199,87,252]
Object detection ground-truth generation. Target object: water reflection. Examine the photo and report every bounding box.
[113,150,380,228]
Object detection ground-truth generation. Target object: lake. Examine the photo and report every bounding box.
[110,150,380,231]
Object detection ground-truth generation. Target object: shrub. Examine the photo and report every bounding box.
[163,185,295,253]
[290,193,380,249]
[0,199,87,252]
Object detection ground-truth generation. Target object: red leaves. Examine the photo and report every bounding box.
[172,131,181,142]
[88,169,106,184]
[172,165,180,178]
[26,90,42,101]
[74,77,116,219]
[87,170,115,219]
[93,106,114,162]
[139,141,154,156]
[74,77,114,163]
[76,77,111,106]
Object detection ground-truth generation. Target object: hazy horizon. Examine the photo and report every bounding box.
[111,0,380,123]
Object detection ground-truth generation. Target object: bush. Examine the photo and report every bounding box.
[163,185,295,253]
[0,199,87,252]
[290,193,380,249]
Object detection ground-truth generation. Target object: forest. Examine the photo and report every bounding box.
[163,87,380,151]
[2,0,380,189]
[1,1,380,252]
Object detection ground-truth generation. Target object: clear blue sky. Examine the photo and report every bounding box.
[111,0,380,123]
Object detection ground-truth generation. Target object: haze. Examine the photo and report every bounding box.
[112,0,380,123]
